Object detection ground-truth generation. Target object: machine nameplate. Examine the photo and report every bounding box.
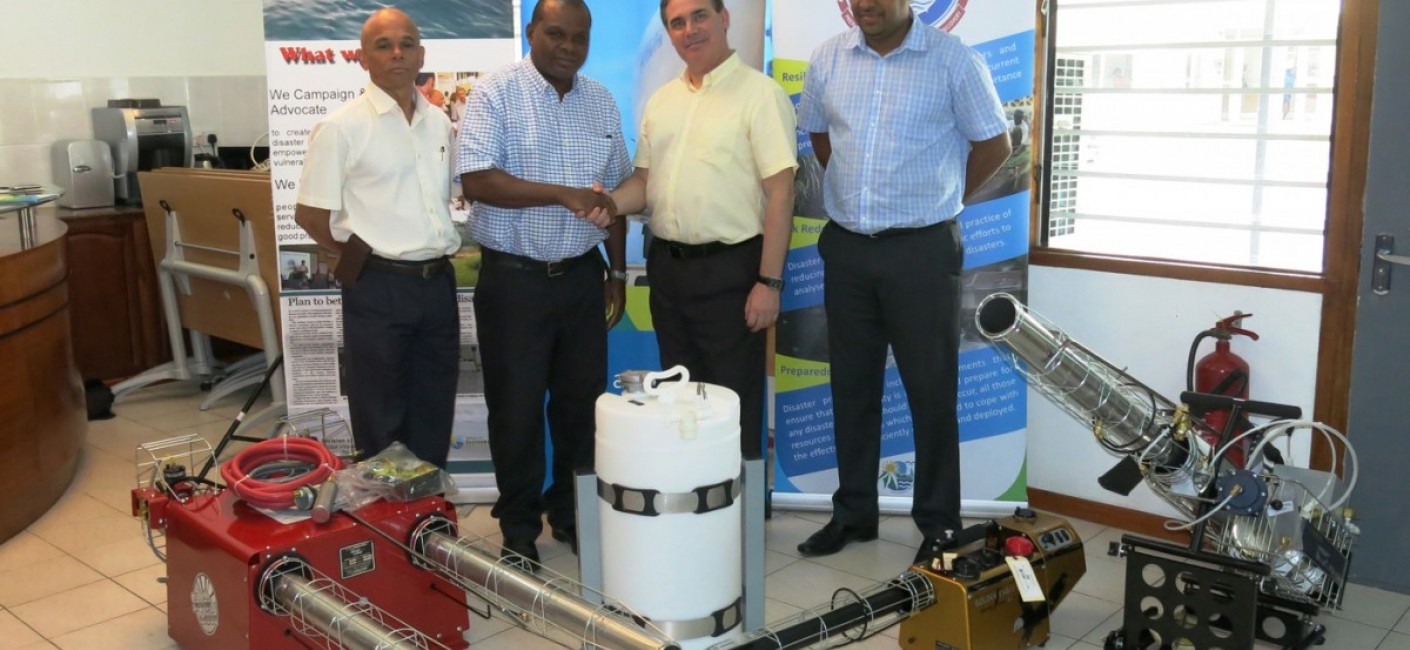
[191,572,219,635]
[340,540,376,579]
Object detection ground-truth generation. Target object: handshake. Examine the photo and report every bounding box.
[563,181,618,229]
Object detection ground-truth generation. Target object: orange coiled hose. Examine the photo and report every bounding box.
[220,437,343,509]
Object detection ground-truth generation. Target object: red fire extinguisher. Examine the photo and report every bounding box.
[1186,313,1258,466]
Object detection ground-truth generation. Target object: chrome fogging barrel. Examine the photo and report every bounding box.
[973,293,1198,507]
[973,293,1358,607]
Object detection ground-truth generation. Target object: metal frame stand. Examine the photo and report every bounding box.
[113,202,286,438]
[1104,535,1326,650]
[575,456,769,635]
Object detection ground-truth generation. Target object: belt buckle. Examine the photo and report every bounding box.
[546,260,567,277]
[419,260,440,280]
[667,243,685,259]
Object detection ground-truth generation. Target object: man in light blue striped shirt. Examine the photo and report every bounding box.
[794,0,1012,562]
[453,0,631,569]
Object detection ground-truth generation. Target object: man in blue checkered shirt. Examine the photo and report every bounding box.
[453,0,631,570]
[793,0,1012,563]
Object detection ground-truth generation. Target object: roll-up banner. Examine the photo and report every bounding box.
[521,1,769,401]
[771,0,1035,516]
[263,0,517,499]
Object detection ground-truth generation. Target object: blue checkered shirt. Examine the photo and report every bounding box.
[454,58,631,261]
[798,16,1008,234]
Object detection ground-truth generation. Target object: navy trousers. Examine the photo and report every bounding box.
[817,220,965,537]
[341,263,459,468]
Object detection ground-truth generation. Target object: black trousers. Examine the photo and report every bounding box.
[646,236,765,458]
[817,220,964,537]
[474,248,606,541]
[341,263,459,468]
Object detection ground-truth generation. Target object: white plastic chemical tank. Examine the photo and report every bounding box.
[596,366,741,649]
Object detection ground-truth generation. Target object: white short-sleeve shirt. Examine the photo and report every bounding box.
[297,83,460,261]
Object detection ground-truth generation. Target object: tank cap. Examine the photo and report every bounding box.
[615,370,651,396]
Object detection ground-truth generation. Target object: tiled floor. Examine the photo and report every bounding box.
[4,381,1410,649]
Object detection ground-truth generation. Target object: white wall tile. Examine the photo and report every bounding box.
[0,75,267,182]
[184,77,228,144]
[80,77,131,113]
[124,77,191,109]
[0,80,39,146]
[0,144,54,186]
[33,79,90,144]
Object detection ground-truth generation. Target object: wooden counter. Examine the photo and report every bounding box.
[0,209,87,544]
[54,205,169,381]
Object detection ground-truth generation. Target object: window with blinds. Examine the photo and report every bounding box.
[1041,0,1340,273]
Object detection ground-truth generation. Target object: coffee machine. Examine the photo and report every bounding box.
[92,100,193,204]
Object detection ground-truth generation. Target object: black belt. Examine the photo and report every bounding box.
[481,247,597,277]
[364,255,450,280]
[655,235,760,260]
[831,220,951,238]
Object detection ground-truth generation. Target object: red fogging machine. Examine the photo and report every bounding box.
[129,431,679,650]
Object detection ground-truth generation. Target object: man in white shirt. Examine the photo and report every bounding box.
[294,7,460,467]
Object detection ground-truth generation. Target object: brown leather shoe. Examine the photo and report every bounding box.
[797,520,879,557]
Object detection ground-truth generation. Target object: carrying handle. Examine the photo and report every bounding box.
[644,365,691,403]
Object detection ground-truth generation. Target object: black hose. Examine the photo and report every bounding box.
[1186,330,1217,392]
[729,574,929,650]
[198,355,285,481]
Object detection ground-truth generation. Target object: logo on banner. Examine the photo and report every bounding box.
[878,460,916,491]
[838,0,969,32]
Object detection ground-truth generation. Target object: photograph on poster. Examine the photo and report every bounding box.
[263,0,513,40]
[969,97,1035,205]
[776,303,830,365]
[793,154,828,219]
[279,245,341,291]
[420,70,482,129]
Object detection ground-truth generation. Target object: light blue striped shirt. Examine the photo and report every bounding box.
[454,58,631,261]
[798,16,1008,234]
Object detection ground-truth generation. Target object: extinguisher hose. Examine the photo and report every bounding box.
[1186,330,1218,392]
[220,437,343,510]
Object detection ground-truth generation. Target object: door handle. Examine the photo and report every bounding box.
[1372,234,1410,295]
[71,165,91,173]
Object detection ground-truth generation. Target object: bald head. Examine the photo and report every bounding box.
[361,8,419,49]
[358,7,425,97]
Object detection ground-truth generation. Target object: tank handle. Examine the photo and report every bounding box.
[644,365,692,403]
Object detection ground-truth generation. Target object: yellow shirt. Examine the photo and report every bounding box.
[636,53,798,245]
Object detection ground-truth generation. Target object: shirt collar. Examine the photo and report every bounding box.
[680,51,742,91]
[364,81,431,125]
[845,13,930,56]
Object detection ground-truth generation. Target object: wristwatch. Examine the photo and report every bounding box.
[609,269,629,282]
[757,274,785,291]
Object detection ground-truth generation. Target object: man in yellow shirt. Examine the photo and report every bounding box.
[602,0,796,458]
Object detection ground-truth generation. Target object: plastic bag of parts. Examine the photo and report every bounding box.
[334,442,456,510]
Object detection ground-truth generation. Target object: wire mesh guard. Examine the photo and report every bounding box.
[257,556,452,650]
[1210,474,1355,608]
[133,434,215,560]
[279,408,355,460]
[410,522,676,650]
[710,571,936,650]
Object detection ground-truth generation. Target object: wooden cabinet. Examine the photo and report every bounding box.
[57,206,169,380]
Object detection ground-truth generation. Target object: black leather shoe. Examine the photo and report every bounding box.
[797,520,878,557]
[550,524,579,555]
[914,530,959,566]
[500,537,540,572]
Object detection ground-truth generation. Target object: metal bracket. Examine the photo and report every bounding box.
[1373,233,1410,295]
